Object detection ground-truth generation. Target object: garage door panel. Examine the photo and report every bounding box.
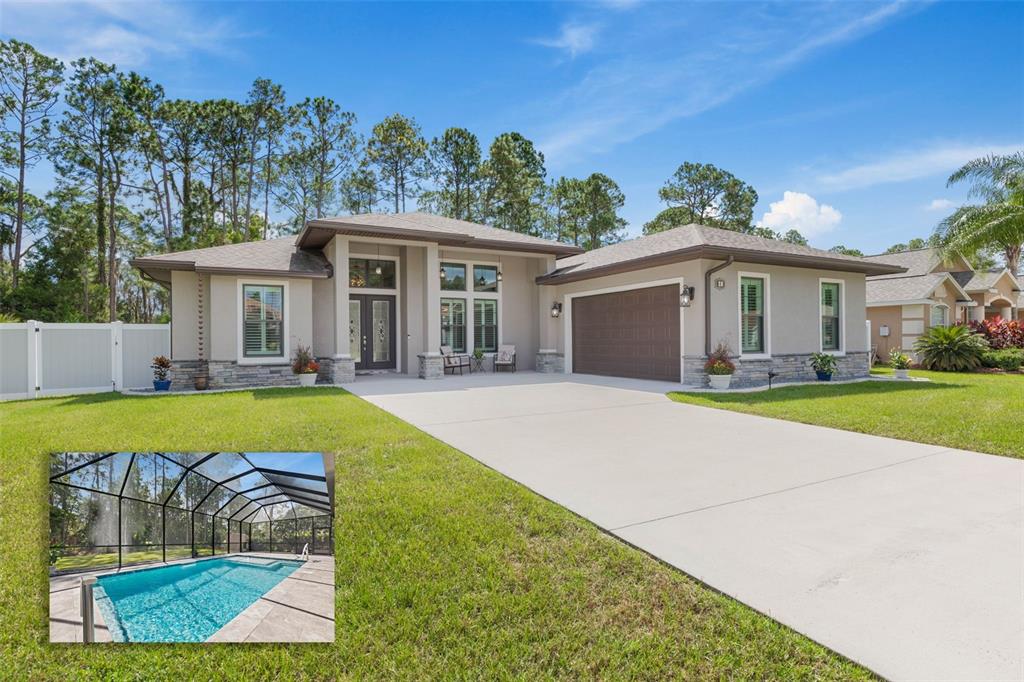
[572,284,680,382]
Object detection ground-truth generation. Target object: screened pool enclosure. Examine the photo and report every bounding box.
[49,452,334,573]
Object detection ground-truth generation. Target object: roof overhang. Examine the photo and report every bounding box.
[130,257,331,283]
[537,244,906,285]
[964,269,1023,293]
[298,219,584,257]
[867,299,975,308]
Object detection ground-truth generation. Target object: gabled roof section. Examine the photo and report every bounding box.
[866,271,974,306]
[132,237,330,284]
[961,268,1022,293]
[298,211,583,256]
[862,247,974,281]
[536,224,905,285]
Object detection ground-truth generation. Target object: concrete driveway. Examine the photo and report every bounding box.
[349,372,1023,681]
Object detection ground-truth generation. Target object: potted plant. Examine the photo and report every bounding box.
[151,355,172,391]
[889,348,912,380]
[704,341,736,389]
[809,352,838,381]
[292,345,320,387]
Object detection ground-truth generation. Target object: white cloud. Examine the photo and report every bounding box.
[1,0,250,68]
[535,2,918,164]
[925,198,955,211]
[817,142,1022,192]
[759,191,842,238]
[536,23,600,58]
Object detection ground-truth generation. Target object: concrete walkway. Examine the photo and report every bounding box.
[349,371,1024,681]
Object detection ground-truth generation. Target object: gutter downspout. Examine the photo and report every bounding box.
[704,256,734,357]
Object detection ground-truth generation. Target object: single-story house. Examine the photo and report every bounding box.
[132,212,904,389]
[863,247,1022,357]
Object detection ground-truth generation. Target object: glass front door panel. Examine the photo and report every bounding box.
[372,300,391,363]
[349,300,361,362]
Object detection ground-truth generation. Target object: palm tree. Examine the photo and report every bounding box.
[933,151,1024,274]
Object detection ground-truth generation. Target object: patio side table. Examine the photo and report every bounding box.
[471,356,487,373]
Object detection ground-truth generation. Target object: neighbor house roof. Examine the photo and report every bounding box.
[535,224,905,285]
[297,211,583,256]
[861,247,976,281]
[132,237,331,284]
[960,268,1022,293]
[865,272,973,307]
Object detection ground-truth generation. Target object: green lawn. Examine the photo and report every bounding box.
[54,548,195,572]
[0,388,870,680]
[670,368,1022,459]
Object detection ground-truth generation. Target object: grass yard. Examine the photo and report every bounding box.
[54,547,195,572]
[0,388,871,680]
[670,368,1022,459]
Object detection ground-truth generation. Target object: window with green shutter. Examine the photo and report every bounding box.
[821,282,841,351]
[242,284,284,357]
[474,299,498,352]
[740,277,765,354]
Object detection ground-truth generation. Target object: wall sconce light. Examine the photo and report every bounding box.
[496,270,503,282]
[550,302,563,318]
[679,285,695,307]
[714,278,726,289]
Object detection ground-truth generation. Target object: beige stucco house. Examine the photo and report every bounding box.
[863,248,1022,358]
[132,212,903,389]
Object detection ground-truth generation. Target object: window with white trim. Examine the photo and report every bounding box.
[821,282,841,351]
[441,298,466,352]
[474,299,498,352]
[242,284,284,357]
[740,277,765,354]
[930,303,948,328]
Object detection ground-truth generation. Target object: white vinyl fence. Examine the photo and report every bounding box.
[0,321,169,401]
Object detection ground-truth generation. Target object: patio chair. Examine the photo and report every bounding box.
[295,543,309,562]
[494,345,517,372]
[440,345,471,375]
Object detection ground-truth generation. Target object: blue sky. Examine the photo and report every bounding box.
[5,1,1022,254]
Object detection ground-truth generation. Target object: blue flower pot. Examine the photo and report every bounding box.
[815,371,833,381]
[153,379,171,391]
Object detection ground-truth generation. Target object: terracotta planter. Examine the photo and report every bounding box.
[708,374,733,390]
[298,373,318,387]
[194,376,208,391]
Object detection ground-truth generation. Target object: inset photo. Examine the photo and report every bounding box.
[48,452,335,644]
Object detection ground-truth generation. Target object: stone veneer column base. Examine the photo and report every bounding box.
[535,350,564,373]
[169,360,207,391]
[418,352,443,380]
[317,356,355,384]
[685,352,870,388]
[206,361,299,390]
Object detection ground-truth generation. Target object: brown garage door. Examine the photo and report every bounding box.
[572,284,680,382]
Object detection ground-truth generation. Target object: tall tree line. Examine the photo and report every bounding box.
[0,40,630,323]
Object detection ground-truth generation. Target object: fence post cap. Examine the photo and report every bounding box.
[81,576,97,586]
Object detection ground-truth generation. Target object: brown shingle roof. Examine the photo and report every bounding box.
[132,237,330,282]
[536,224,905,284]
[299,211,583,256]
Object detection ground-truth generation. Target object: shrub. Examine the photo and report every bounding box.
[291,345,318,374]
[888,349,912,370]
[980,348,1024,371]
[151,355,172,381]
[913,325,989,372]
[808,352,838,375]
[968,316,1024,349]
[704,341,735,375]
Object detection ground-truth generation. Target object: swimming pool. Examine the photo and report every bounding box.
[94,556,303,642]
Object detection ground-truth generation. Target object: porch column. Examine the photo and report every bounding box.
[330,236,355,383]
[536,256,563,373]
[999,305,1013,320]
[969,305,985,323]
[418,244,442,379]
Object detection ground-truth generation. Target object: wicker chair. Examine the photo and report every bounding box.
[494,345,517,372]
[440,346,471,375]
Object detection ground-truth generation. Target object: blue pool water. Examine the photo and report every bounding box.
[94,556,303,642]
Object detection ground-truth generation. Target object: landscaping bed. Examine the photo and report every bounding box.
[1,389,871,679]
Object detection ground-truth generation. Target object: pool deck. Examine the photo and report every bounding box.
[49,553,335,643]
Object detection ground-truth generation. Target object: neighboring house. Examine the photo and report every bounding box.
[863,248,1022,358]
[132,212,903,389]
